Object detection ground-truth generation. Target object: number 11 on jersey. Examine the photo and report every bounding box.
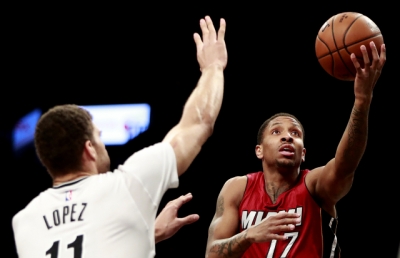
[46,235,84,258]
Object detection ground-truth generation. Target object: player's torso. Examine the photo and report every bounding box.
[238,170,333,258]
[13,173,154,258]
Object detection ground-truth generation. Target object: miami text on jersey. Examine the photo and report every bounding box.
[241,207,303,229]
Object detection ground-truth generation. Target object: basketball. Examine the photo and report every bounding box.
[315,12,384,81]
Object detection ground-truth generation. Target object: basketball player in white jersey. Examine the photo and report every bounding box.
[12,16,227,258]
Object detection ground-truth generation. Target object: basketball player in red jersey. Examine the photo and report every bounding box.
[205,41,386,258]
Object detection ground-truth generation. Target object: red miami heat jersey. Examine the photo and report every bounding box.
[238,170,340,258]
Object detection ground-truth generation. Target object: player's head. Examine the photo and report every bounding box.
[255,112,306,168]
[257,113,305,144]
[34,104,110,178]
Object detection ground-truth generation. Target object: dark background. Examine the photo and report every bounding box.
[3,3,399,258]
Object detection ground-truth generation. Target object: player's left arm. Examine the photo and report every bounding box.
[307,41,386,209]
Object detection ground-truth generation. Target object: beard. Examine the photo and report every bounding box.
[276,158,296,168]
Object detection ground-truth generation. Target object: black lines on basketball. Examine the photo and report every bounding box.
[332,14,355,78]
[342,14,363,62]
[343,14,362,41]
[317,32,382,60]
[316,35,334,76]
[344,33,383,58]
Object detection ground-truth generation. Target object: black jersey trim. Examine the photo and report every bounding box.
[52,177,89,189]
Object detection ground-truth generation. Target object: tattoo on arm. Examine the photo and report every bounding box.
[207,195,250,257]
[346,107,367,155]
[209,231,250,258]
[216,196,224,217]
[348,108,365,147]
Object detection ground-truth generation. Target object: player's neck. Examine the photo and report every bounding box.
[52,170,97,186]
[52,159,100,186]
[262,166,300,203]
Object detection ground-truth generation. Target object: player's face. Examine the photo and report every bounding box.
[256,116,306,169]
[92,124,111,174]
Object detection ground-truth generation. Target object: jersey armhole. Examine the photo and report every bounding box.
[303,169,338,218]
[236,175,249,210]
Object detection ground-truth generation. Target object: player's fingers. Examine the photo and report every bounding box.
[360,45,370,73]
[193,33,203,52]
[378,43,386,70]
[274,212,300,219]
[369,41,379,68]
[178,214,200,225]
[271,234,290,241]
[279,217,301,226]
[274,224,296,233]
[174,193,193,208]
[350,53,362,74]
[217,18,226,42]
[181,192,193,203]
[199,18,209,45]
[205,16,216,41]
[270,224,295,234]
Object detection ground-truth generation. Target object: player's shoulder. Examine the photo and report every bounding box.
[12,190,49,227]
[123,142,174,164]
[138,142,173,155]
[220,175,247,204]
[222,170,264,190]
[224,175,247,187]
[245,171,264,180]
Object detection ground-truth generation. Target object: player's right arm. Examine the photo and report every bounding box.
[205,176,249,258]
[205,177,301,258]
[162,16,227,176]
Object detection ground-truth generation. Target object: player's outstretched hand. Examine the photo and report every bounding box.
[194,16,227,71]
[351,41,386,100]
[246,212,301,243]
[154,193,199,243]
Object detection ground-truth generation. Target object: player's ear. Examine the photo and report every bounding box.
[255,145,263,159]
[83,140,97,160]
[301,148,306,162]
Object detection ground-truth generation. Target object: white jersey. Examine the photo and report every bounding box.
[12,142,179,258]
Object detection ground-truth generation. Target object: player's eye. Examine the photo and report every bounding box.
[291,131,300,136]
[272,130,280,135]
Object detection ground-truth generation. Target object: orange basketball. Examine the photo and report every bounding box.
[315,12,384,81]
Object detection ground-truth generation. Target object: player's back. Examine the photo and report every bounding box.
[13,171,155,258]
[13,142,178,258]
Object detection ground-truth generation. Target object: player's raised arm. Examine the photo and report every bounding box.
[162,16,227,176]
[307,42,386,212]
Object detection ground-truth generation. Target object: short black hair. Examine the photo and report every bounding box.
[34,104,94,177]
